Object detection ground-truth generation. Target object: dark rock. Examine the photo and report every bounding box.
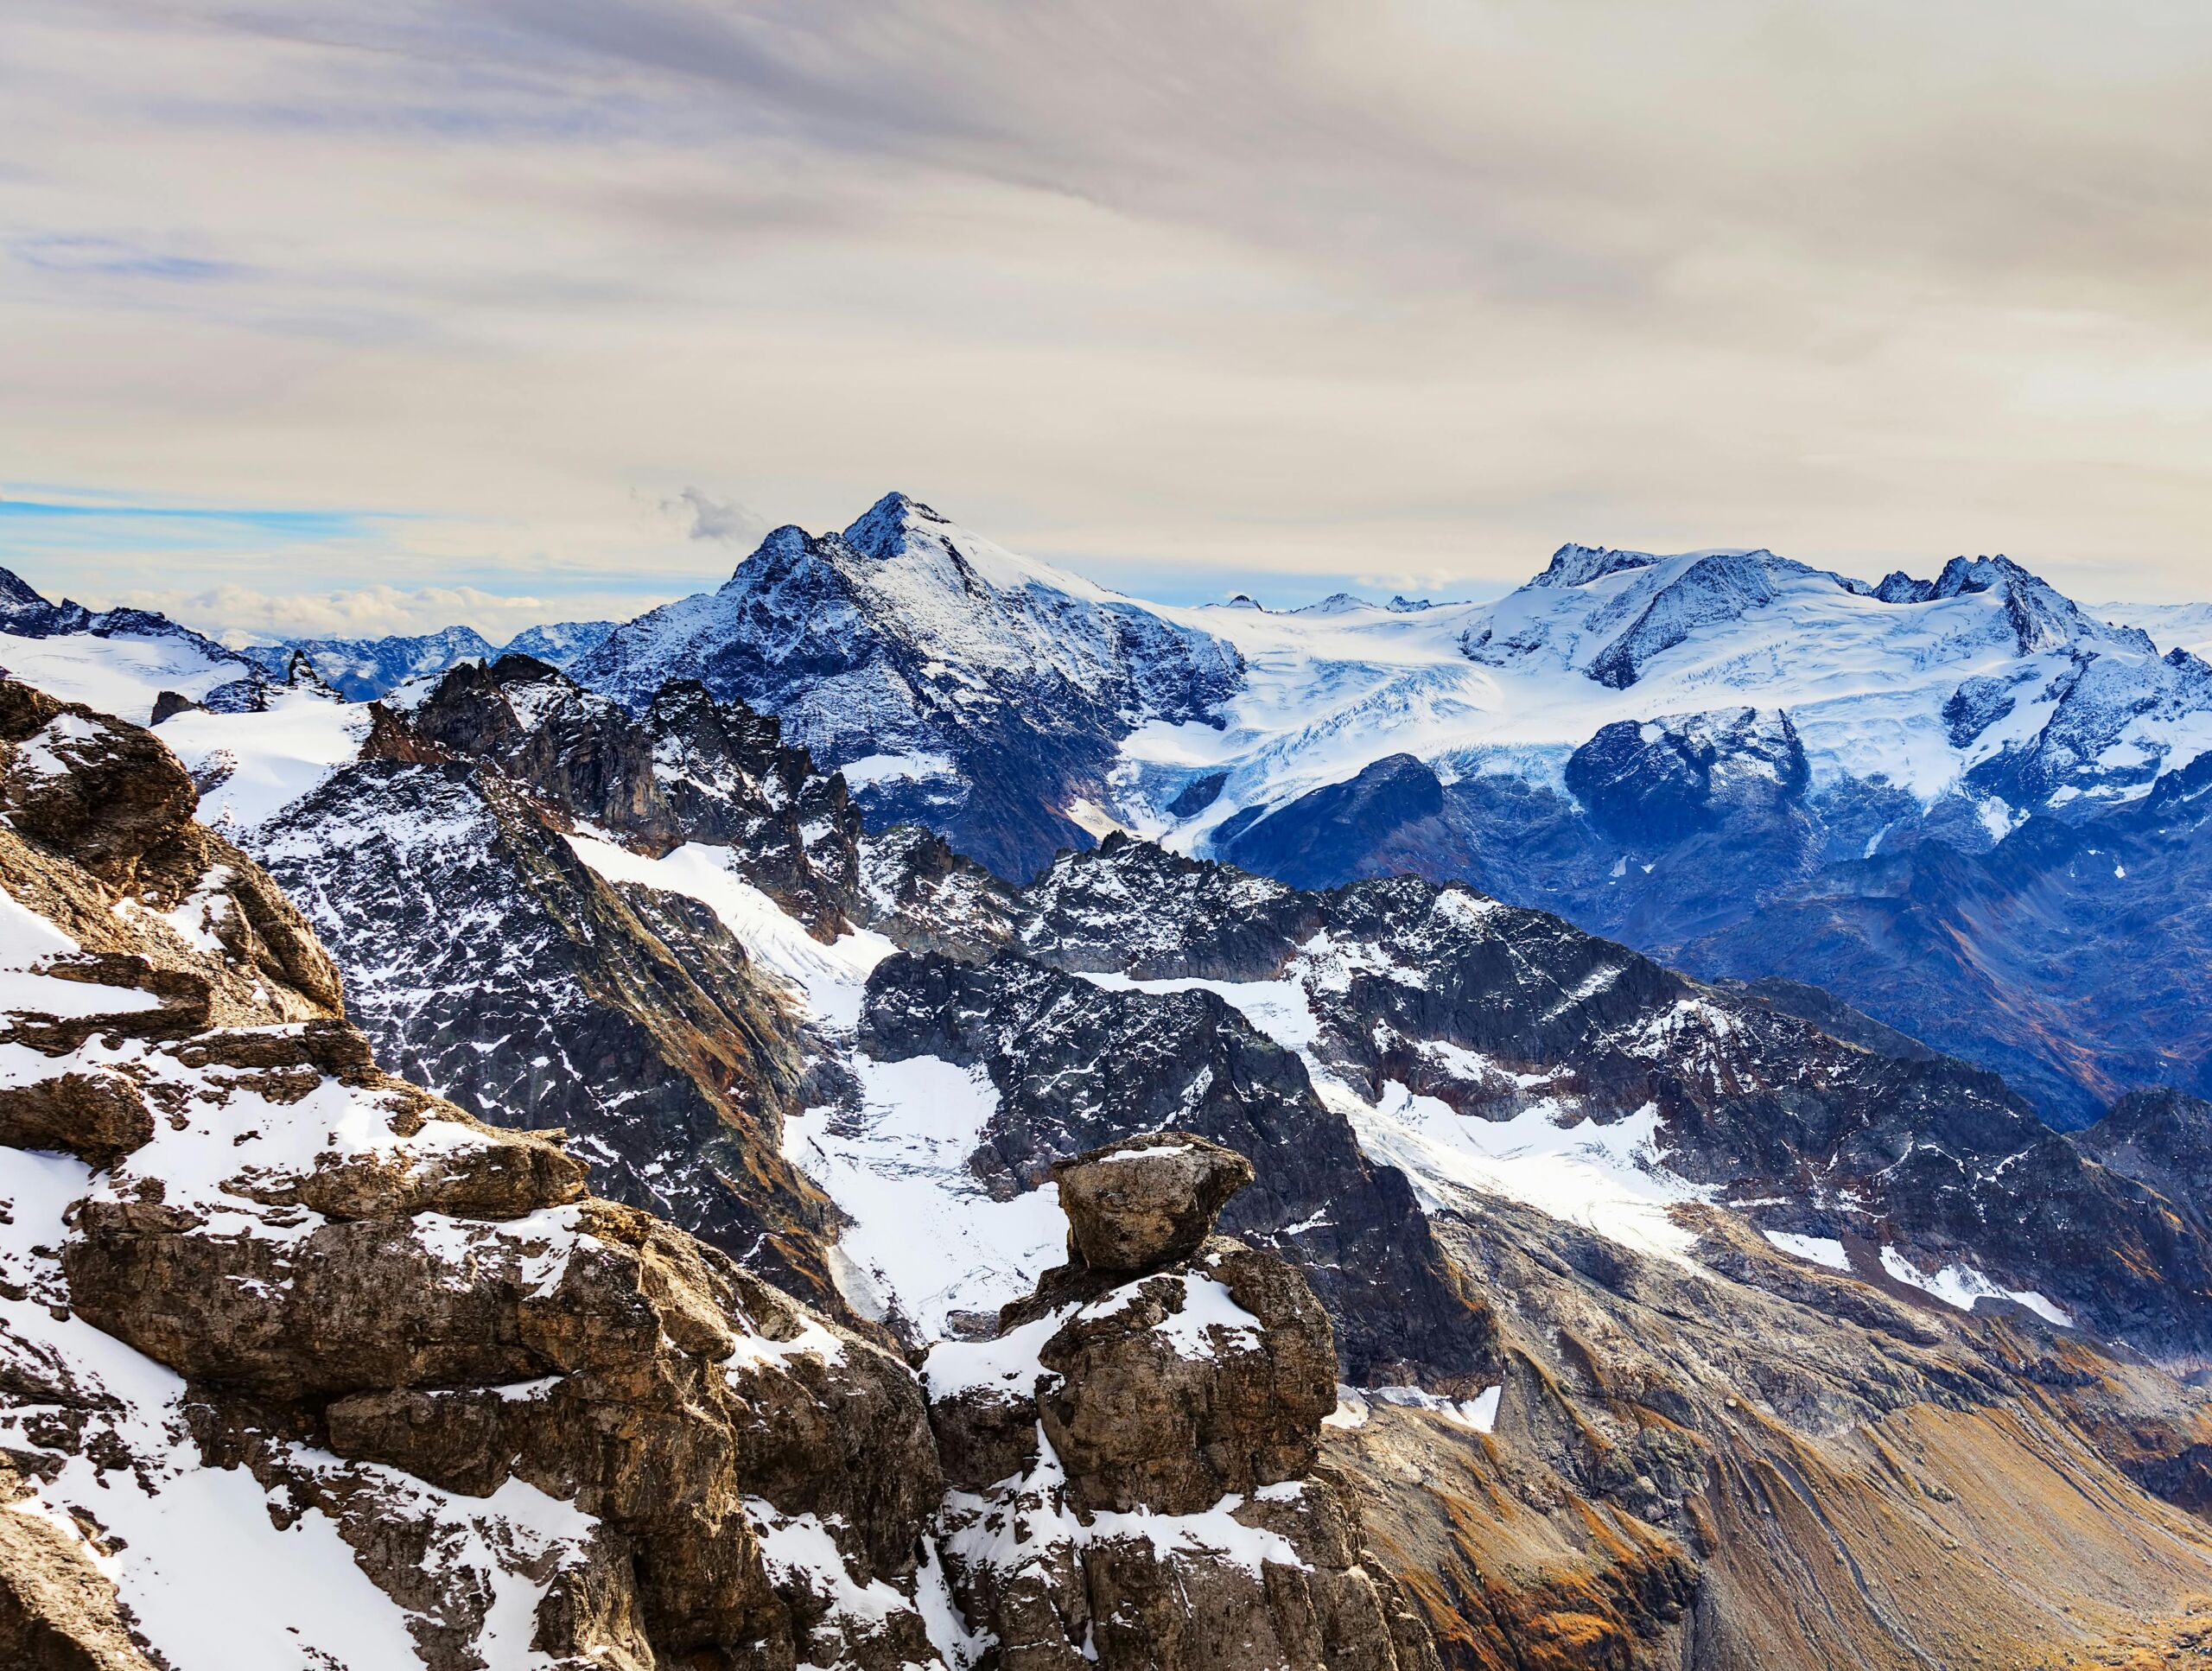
[1166,771,1227,817]
[1217,754,1445,891]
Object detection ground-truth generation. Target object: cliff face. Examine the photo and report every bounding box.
[0,683,1425,1671]
[0,682,957,1670]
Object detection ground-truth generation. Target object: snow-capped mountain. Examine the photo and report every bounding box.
[0,564,263,721]
[555,505,2212,1121]
[569,492,1241,876]
[499,617,619,665]
[20,512,2212,1121]
[241,618,616,700]
[1124,544,2204,844]
[1110,544,2212,1119]
[18,636,2212,1667]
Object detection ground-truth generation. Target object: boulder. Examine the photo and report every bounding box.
[1051,1130,1255,1276]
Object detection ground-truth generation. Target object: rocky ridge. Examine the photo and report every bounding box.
[0,683,954,1669]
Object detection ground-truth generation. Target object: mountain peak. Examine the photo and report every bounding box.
[841,490,950,560]
[0,564,48,613]
[1292,592,1372,616]
[1534,543,1659,588]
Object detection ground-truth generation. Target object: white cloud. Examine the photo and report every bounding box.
[103,582,634,645]
[668,486,766,545]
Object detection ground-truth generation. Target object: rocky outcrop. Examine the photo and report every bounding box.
[927,1134,1439,1671]
[0,694,960,1671]
[861,949,1497,1384]
[2078,1086,2212,1224]
[1049,1134,1254,1277]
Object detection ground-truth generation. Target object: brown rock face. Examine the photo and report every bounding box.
[0,691,954,1671]
[0,1459,156,1671]
[1051,1132,1255,1277]
[1038,1238,1334,1515]
[0,1071,153,1169]
[928,1136,1440,1671]
[0,683,197,886]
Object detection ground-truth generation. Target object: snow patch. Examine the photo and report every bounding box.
[1878,1247,2072,1325]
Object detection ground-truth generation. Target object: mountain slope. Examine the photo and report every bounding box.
[20,650,2212,1666]
[0,681,1440,1671]
[0,681,956,1671]
[570,492,1241,876]
[240,619,617,700]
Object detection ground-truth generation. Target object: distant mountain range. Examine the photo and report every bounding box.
[10,498,2212,1124]
[238,618,615,700]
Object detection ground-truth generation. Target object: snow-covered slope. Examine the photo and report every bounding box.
[2105,598,2212,662]
[0,565,260,723]
[1122,546,2207,845]
[17,519,2212,1120]
[571,492,1241,875]
[1089,544,2212,1120]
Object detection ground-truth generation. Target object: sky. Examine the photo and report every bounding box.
[4,0,2212,642]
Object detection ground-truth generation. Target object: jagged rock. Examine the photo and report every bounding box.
[0,1458,156,1671]
[1037,1237,1334,1515]
[1050,1132,1255,1277]
[2079,1087,2212,1225]
[0,684,198,885]
[0,696,960,1671]
[927,1136,1436,1670]
[398,655,861,931]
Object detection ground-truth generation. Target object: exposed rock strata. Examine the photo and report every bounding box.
[927,1134,1439,1671]
[0,688,957,1670]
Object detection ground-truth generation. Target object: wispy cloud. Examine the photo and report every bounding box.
[108,581,636,645]
[11,235,247,283]
[668,486,766,544]
[3,0,2211,609]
